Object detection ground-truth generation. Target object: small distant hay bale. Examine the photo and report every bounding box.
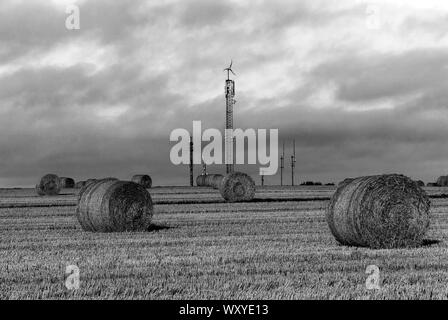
[415,180,425,187]
[74,181,86,189]
[196,175,206,187]
[326,174,430,249]
[204,174,215,187]
[301,181,314,186]
[436,176,448,186]
[60,177,75,188]
[198,174,224,188]
[211,174,224,189]
[131,175,152,188]
[427,182,439,187]
[76,179,153,232]
[219,172,256,202]
[36,174,61,196]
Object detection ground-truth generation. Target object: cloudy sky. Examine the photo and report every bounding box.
[1,0,448,187]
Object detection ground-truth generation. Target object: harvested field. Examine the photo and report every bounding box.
[1,186,448,299]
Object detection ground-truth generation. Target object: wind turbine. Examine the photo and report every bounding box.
[224,60,236,80]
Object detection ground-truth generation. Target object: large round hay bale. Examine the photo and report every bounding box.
[78,178,117,200]
[36,174,61,196]
[326,174,430,249]
[220,172,256,202]
[436,176,448,186]
[131,174,152,188]
[196,175,206,187]
[338,178,354,186]
[60,177,75,188]
[86,179,97,185]
[76,179,153,232]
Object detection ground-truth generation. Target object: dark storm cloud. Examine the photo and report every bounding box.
[0,0,145,63]
[177,0,235,28]
[313,48,448,103]
[1,0,448,187]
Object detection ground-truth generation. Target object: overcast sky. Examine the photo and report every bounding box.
[1,0,448,187]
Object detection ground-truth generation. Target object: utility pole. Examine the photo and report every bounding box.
[189,136,194,186]
[291,140,296,186]
[280,141,284,186]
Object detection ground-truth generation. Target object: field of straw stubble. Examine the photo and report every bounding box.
[1,186,448,300]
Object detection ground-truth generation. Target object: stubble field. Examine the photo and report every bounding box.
[1,186,448,300]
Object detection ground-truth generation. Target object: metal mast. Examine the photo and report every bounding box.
[280,141,284,186]
[291,140,296,186]
[189,136,194,186]
[202,160,207,176]
[224,61,236,174]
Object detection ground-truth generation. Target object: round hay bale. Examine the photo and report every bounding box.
[219,172,256,202]
[74,181,86,189]
[196,175,206,187]
[86,179,97,185]
[415,180,425,187]
[326,174,430,249]
[211,174,224,189]
[60,177,75,188]
[36,174,61,196]
[205,174,215,187]
[338,178,354,186]
[76,179,153,232]
[78,178,117,200]
[131,174,152,188]
[436,176,448,186]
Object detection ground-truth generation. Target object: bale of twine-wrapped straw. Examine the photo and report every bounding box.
[211,174,224,189]
[204,175,215,187]
[78,178,116,200]
[196,175,206,187]
[326,174,430,249]
[86,179,97,185]
[436,176,448,186]
[36,174,61,196]
[198,174,224,188]
[131,174,152,188]
[74,181,86,189]
[60,177,75,188]
[219,172,256,202]
[338,178,354,186]
[415,180,425,187]
[76,179,153,232]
